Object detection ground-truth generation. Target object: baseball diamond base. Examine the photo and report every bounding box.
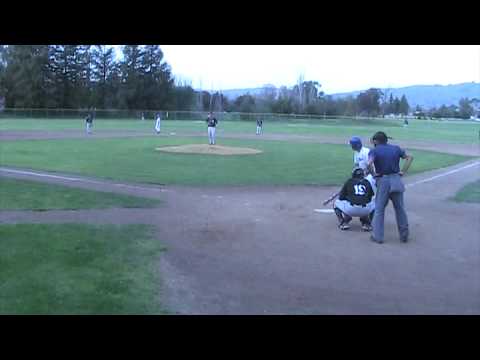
[155,144,262,156]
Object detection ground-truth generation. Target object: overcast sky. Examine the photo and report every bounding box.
[115,45,480,94]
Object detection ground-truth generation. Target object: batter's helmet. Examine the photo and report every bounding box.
[352,167,365,179]
[349,136,362,150]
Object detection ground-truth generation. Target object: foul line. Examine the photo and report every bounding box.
[2,161,479,195]
[0,168,165,192]
[0,168,85,182]
[405,161,480,188]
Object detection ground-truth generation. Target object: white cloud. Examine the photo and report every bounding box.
[160,45,480,93]
[109,45,480,93]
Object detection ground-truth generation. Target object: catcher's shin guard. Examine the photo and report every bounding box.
[334,207,345,224]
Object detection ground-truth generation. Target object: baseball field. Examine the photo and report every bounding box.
[1,116,479,314]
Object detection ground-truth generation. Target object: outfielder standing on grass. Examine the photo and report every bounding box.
[85,113,93,134]
[256,118,263,135]
[206,112,218,145]
[154,112,161,134]
[368,131,414,244]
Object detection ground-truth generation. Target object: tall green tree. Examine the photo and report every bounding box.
[91,45,117,108]
[173,85,196,110]
[387,93,394,114]
[234,94,256,113]
[47,45,93,108]
[458,97,474,119]
[0,45,7,99]
[393,97,401,114]
[120,45,144,109]
[399,94,409,115]
[140,45,174,109]
[356,88,383,116]
[2,45,50,108]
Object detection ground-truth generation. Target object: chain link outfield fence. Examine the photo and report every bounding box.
[1,108,463,123]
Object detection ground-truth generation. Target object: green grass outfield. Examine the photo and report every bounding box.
[0,224,167,314]
[452,179,480,203]
[1,117,479,144]
[0,177,161,210]
[0,136,473,186]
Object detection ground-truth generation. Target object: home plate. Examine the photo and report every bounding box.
[314,209,334,214]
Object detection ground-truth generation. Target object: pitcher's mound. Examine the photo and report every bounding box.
[155,144,262,156]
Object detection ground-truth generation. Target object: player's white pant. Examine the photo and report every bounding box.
[334,199,375,218]
[86,123,92,134]
[155,120,161,133]
[256,126,262,135]
[365,174,377,194]
[208,126,216,144]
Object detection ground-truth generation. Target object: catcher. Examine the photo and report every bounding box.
[323,167,375,231]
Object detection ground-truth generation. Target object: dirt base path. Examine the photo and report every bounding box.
[1,159,479,314]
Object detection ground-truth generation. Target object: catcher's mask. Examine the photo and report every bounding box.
[352,167,365,179]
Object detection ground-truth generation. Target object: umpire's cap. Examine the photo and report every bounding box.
[349,136,362,149]
[371,131,393,144]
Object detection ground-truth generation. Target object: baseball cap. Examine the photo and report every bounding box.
[349,136,362,147]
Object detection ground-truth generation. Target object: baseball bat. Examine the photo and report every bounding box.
[322,192,339,206]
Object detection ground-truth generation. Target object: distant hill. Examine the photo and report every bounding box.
[216,82,480,109]
[330,82,480,109]
[220,87,268,100]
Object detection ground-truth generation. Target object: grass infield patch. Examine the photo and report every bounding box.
[452,180,480,203]
[0,137,473,186]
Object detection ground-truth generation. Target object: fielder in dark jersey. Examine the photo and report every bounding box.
[85,113,93,134]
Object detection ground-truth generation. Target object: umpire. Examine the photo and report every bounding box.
[367,131,414,244]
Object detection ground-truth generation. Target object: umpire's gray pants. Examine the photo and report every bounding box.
[372,174,409,241]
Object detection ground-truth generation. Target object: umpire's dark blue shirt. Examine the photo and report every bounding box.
[369,144,406,175]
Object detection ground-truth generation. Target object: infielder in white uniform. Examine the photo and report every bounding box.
[349,136,376,194]
[256,118,263,135]
[154,113,161,134]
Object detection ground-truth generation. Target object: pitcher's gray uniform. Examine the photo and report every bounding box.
[206,112,218,145]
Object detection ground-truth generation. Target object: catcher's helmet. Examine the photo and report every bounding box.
[352,167,365,179]
[349,136,362,150]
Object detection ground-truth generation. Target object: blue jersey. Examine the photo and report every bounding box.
[368,144,406,175]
